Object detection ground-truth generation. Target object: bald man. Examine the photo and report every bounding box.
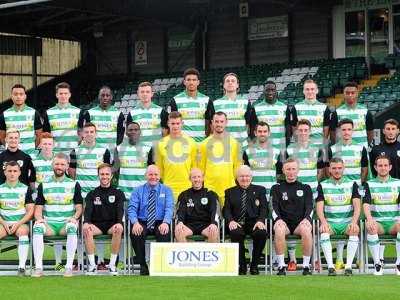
[175,168,219,242]
[223,165,268,275]
[127,165,174,275]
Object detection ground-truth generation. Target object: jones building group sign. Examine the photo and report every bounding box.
[150,243,239,276]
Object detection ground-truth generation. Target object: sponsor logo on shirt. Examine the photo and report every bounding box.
[187,199,195,207]
[94,197,102,205]
[282,192,288,201]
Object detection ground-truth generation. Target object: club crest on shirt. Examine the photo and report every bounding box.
[282,192,288,201]
[297,190,303,197]
[201,197,208,205]
[187,199,194,207]
[255,199,260,207]
[108,195,115,203]
[397,150,400,157]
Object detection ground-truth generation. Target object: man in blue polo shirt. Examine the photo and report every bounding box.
[128,164,174,275]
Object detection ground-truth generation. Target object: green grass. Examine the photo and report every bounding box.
[0,276,398,300]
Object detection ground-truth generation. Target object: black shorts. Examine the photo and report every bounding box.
[285,221,301,235]
[274,220,301,235]
[186,222,210,235]
[93,222,115,235]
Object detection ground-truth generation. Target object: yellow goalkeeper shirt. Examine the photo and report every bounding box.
[198,134,242,205]
[155,133,198,201]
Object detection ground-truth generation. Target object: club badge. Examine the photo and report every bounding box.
[201,197,208,205]
[297,190,304,197]
[255,199,260,207]
[108,195,115,203]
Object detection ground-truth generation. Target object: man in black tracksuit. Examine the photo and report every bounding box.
[83,163,125,275]
[370,119,400,178]
[271,158,313,276]
[223,165,267,276]
[0,129,35,187]
[175,168,219,243]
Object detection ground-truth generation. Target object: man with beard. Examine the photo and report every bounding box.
[32,153,83,277]
[198,112,242,205]
[370,119,400,178]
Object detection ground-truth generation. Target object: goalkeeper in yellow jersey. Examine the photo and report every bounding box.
[198,111,242,205]
[155,111,198,201]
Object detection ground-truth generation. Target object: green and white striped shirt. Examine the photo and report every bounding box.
[116,142,152,200]
[253,100,287,150]
[329,141,368,185]
[74,143,108,198]
[317,178,359,223]
[37,176,82,224]
[0,182,33,224]
[213,95,249,145]
[294,99,329,146]
[46,103,81,154]
[363,176,400,223]
[32,152,54,186]
[244,142,280,195]
[129,102,163,146]
[335,103,371,148]
[172,91,209,142]
[287,142,322,194]
[2,105,39,154]
[88,105,121,150]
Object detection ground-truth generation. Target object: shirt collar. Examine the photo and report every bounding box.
[145,182,160,191]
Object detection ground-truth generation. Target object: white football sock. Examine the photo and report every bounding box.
[277,254,285,268]
[367,234,380,265]
[395,233,400,265]
[18,236,29,269]
[109,254,118,268]
[345,236,359,269]
[287,241,297,263]
[33,234,44,270]
[65,234,77,269]
[320,233,334,268]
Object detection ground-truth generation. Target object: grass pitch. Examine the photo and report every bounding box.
[0,275,398,300]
